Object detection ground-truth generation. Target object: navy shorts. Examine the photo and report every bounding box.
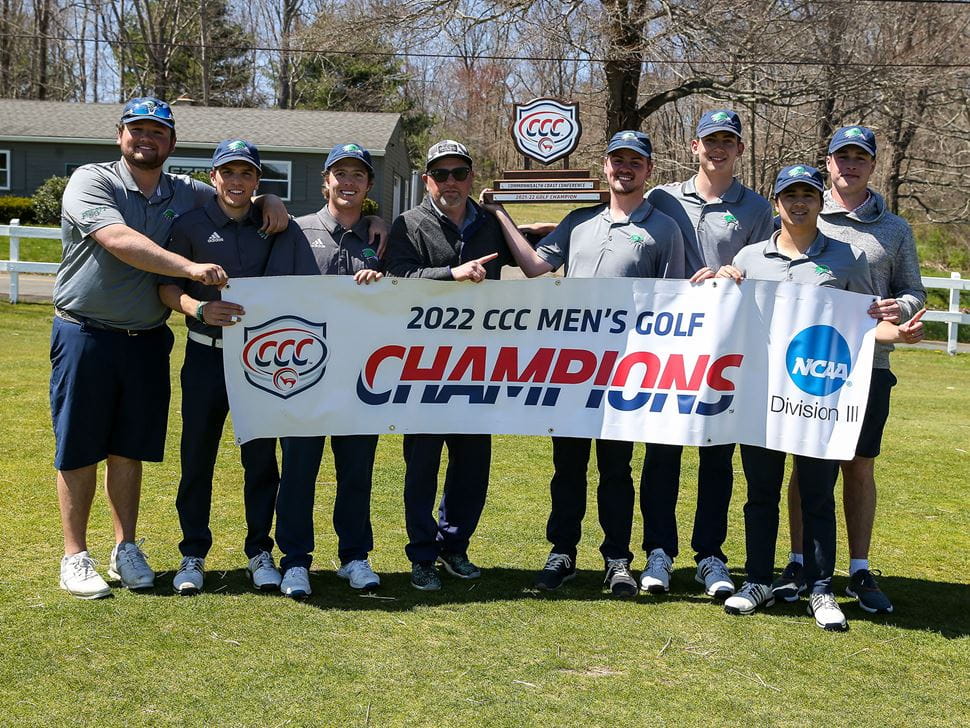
[855,368,896,458]
[50,316,175,470]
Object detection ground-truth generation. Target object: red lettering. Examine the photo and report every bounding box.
[551,349,598,384]
[448,346,487,381]
[657,354,710,391]
[707,354,743,391]
[402,346,452,380]
[611,351,661,388]
[364,345,406,387]
[490,347,554,382]
[594,350,619,386]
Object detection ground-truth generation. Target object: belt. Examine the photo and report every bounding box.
[187,330,224,349]
[55,307,162,336]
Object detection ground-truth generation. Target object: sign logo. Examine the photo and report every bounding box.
[241,316,328,399]
[511,98,581,165]
[786,325,851,396]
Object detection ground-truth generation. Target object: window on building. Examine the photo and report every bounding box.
[0,150,10,190]
[164,156,292,200]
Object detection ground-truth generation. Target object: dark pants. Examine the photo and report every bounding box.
[739,445,839,594]
[277,434,379,566]
[640,443,735,563]
[176,341,279,560]
[402,434,490,564]
[546,437,635,563]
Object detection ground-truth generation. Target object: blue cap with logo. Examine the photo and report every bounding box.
[120,97,175,130]
[828,125,877,157]
[211,139,261,171]
[773,164,825,196]
[325,143,374,173]
[696,110,742,139]
[606,130,652,158]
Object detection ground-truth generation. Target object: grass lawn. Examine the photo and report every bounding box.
[1,299,969,724]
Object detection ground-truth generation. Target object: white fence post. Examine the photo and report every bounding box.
[8,218,20,304]
[948,272,961,356]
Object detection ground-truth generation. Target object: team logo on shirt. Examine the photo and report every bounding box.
[207,232,225,243]
[628,233,646,244]
[81,205,109,221]
[785,325,851,396]
[814,264,832,276]
[241,316,329,398]
[723,213,738,225]
[163,209,177,220]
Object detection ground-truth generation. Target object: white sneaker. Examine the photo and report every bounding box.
[247,551,282,591]
[337,559,381,590]
[808,592,849,632]
[173,556,205,596]
[108,539,155,590]
[696,556,735,600]
[640,548,673,594]
[59,551,111,600]
[281,566,311,599]
[724,582,774,615]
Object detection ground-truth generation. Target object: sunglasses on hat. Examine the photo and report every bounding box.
[122,99,175,122]
[426,166,471,183]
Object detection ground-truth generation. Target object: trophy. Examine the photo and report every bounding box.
[482,98,609,205]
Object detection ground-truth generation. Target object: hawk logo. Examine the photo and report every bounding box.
[241,316,328,399]
[620,132,638,141]
[814,264,833,276]
[628,233,645,244]
[723,213,738,225]
[844,127,864,138]
[206,232,224,243]
[163,209,177,220]
[342,144,362,152]
[787,166,811,177]
[711,111,731,122]
[81,205,109,221]
[227,140,248,151]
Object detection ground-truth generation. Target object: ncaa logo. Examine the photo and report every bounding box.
[241,316,328,399]
[786,325,851,396]
[511,98,581,165]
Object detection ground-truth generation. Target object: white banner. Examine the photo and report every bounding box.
[222,276,876,460]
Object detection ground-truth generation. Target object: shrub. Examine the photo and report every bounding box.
[0,196,35,224]
[31,176,70,225]
[362,198,379,217]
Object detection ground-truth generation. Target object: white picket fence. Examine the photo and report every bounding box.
[3,218,969,354]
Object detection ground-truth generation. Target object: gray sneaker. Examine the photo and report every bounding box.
[173,556,205,596]
[247,551,282,591]
[281,566,311,599]
[640,548,672,594]
[604,558,638,597]
[411,562,442,591]
[696,556,735,600]
[724,582,774,615]
[437,552,481,579]
[108,540,155,590]
[846,569,893,614]
[337,559,380,590]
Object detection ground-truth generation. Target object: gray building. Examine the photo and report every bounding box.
[0,99,414,221]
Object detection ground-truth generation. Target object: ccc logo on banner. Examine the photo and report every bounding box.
[241,316,328,398]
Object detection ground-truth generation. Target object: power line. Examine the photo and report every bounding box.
[6,33,970,70]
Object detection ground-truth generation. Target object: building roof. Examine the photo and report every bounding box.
[0,99,402,155]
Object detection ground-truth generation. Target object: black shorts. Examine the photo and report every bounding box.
[855,368,896,458]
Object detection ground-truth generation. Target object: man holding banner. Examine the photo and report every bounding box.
[385,140,511,591]
[487,130,685,597]
[703,164,923,630]
[639,110,774,601]
[779,126,926,614]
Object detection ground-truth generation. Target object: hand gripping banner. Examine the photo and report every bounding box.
[223,276,876,460]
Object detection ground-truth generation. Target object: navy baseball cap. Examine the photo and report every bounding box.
[211,139,261,171]
[426,140,473,170]
[773,164,825,197]
[120,97,175,130]
[325,143,374,172]
[828,125,877,157]
[606,130,652,158]
[696,110,742,139]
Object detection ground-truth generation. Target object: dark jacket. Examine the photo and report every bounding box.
[386,197,510,280]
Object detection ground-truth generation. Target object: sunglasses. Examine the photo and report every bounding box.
[122,99,175,122]
[426,166,471,183]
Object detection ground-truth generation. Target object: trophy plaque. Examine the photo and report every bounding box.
[482,98,608,205]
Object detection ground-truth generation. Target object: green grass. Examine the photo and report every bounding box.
[0,302,968,725]
[0,229,61,263]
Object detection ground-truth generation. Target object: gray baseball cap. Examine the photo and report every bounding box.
[426,139,473,170]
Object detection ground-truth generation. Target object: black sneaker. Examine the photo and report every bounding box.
[604,558,638,597]
[437,552,481,579]
[410,562,442,591]
[772,561,806,602]
[534,553,576,591]
[846,569,893,614]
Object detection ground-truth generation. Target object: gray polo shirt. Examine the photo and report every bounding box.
[162,198,306,339]
[54,159,212,329]
[293,206,380,275]
[536,199,685,279]
[733,231,874,294]
[647,176,774,276]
